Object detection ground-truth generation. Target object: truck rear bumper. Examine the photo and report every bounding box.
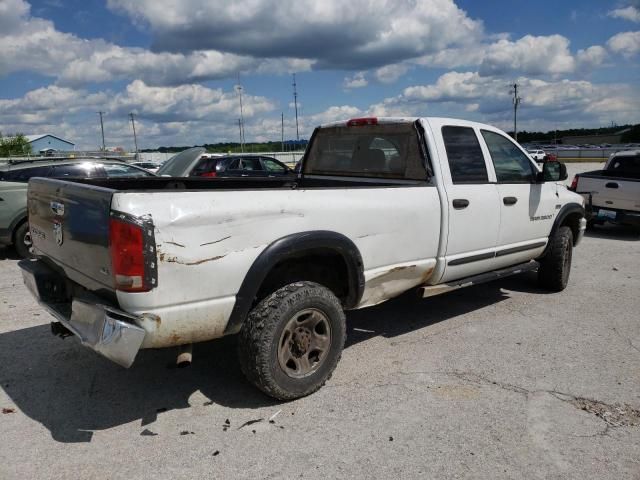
[19,259,145,368]
[588,206,640,227]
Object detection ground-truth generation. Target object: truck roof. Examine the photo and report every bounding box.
[318,116,504,132]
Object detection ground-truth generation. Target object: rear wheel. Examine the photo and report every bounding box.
[237,281,346,400]
[13,222,32,258]
[538,226,573,292]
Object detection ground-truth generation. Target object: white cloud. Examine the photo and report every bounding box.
[608,6,640,22]
[478,35,575,76]
[576,45,607,70]
[107,0,484,69]
[607,31,640,57]
[343,72,368,89]
[366,71,640,129]
[374,64,409,84]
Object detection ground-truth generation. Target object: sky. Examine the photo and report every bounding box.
[0,0,639,150]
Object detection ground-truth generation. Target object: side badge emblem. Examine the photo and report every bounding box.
[53,220,63,246]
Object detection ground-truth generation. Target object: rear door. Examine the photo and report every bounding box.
[479,129,555,261]
[434,123,501,282]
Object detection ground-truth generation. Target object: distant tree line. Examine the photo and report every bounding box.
[140,139,309,154]
[508,123,640,143]
[0,133,32,156]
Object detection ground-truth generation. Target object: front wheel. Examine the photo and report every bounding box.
[237,281,346,400]
[13,222,33,259]
[538,226,573,292]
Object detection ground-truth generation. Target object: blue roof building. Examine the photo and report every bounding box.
[25,134,74,153]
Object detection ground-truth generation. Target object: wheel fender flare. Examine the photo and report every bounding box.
[224,231,365,335]
[539,203,584,258]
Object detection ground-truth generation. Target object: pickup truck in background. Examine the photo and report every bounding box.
[20,117,586,400]
[570,150,640,229]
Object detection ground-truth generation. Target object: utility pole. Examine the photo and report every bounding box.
[129,112,139,158]
[97,111,106,153]
[511,83,521,141]
[238,119,243,153]
[292,73,300,143]
[281,112,284,152]
[236,74,246,152]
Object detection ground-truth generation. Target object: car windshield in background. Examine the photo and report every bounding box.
[303,123,427,180]
[157,147,206,176]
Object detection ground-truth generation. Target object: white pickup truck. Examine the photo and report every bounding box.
[570,150,640,229]
[20,117,586,400]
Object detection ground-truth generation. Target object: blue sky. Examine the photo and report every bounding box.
[0,0,639,149]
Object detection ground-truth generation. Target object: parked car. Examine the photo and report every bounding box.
[570,150,640,229]
[20,116,585,400]
[0,158,154,258]
[527,149,546,161]
[156,147,293,178]
[131,161,161,173]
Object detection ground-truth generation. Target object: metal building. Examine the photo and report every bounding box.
[25,134,75,153]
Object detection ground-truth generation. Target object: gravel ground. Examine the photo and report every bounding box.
[1,163,639,479]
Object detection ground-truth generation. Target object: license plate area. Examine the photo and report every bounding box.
[597,209,617,220]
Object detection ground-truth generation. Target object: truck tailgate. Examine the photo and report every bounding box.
[28,177,115,292]
[577,174,640,212]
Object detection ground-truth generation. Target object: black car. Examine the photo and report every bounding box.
[156,148,294,178]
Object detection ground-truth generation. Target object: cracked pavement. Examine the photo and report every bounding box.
[1,179,639,477]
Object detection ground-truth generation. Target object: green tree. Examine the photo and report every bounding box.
[0,132,32,156]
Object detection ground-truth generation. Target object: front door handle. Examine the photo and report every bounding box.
[452,199,469,209]
[605,182,619,189]
[503,196,518,206]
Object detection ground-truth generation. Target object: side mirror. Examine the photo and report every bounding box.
[538,161,568,182]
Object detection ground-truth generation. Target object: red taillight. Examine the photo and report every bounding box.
[109,217,148,292]
[569,175,578,191]
[200,171,217,177]
[347,117,378,127]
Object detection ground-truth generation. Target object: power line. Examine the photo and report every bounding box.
[97,111,106,153]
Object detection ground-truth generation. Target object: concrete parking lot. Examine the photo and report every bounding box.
[1,163,639,479]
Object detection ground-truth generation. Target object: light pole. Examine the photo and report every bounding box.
[292,73,300,143]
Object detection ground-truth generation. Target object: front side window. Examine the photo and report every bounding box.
[303,123,427,180]
[262,158,287,173]
[482,130,536,183]
[441,126,488,184]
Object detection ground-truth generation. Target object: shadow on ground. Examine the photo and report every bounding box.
[0,280,515,443]
[0,246,20,261]
[584,224,640,241]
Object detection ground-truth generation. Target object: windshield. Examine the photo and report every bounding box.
[157,147,206,176]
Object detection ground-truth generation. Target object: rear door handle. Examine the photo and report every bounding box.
[452,199,469,209]
[605,182,619,189]
[503,196,518,206]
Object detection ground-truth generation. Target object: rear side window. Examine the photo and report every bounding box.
[50,164,96,178]
[239,158,263,171]
[0,166,51,182]
[441,126,488,184]
[608,155,640,174]
[102,163,151,177]
[481,130,535,183]
[190,157,218,176]
[303,123,427,180]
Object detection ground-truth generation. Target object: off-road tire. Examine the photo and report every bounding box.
[538,226,573,292]
[13,222,32,259]
[237,281,346,400]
